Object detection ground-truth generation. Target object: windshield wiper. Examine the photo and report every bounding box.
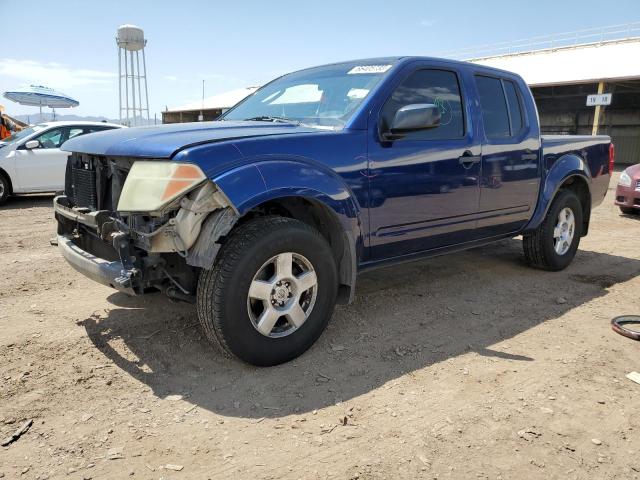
[242,116,299,125]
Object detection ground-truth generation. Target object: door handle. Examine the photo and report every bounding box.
[458,151,481,168]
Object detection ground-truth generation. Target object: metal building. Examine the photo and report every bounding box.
[162,87,258,124]
[444,23,640,165]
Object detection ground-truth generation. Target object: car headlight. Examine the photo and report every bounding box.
[118,161,207,212]
[619,170,632,187]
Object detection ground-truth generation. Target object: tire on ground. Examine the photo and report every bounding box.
[0,173,10,206]
[197,216,338,366]
[620,206,638,215]
[523,189,583,271]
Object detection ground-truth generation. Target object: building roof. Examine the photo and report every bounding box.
[36,120,123,128]
[167,87,259,113]
[470,38,640,87]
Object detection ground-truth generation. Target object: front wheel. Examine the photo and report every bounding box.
[197,216,338,366]
[0,174,10,206]
[523,190,583,271]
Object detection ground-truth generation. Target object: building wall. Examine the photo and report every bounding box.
[472,39,640,165]
[162,108,223,124]
[473,39,640,87]
[532,80,640,165]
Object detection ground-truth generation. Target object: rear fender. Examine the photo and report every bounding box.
[212,160,363,303]
[524,153,591,232]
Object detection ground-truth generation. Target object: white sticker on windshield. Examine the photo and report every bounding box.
[347,65,392,74]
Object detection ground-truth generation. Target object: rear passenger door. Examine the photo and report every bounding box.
[474,75,541,236]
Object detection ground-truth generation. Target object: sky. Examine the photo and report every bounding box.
[2,0,639,120]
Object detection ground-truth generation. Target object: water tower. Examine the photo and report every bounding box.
[116,25,150,126]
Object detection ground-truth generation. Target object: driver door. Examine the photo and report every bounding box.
[367,66,481,260]
[14,126,72,192]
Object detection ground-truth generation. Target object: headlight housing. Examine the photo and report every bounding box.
[619,170,632,187]
[118,161,207,213]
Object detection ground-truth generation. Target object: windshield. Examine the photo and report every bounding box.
[222,61,396,129]
[3,124,47,144]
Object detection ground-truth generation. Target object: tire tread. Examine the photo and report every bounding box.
[523,189,581,271]
[197,216,329,361]
[0,173,10,206]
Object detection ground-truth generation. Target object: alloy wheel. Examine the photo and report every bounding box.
[553,207,575,255]
[246,252,318,338]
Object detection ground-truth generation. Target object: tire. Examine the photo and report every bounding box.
[523,189,583,271]
[197,216,338,366]
[0,173,9,206]
[620,206,638,215]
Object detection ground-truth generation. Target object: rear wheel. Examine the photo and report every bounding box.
[523,190,583,271]
[197,216,338,366]
[0,174,10,206]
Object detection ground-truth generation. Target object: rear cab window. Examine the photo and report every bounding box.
[503,80,524,134]
[475,75,526,140]
[68,128,85,140]
[84,125,116,134]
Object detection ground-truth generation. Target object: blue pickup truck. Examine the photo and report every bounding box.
[54,57,613,365]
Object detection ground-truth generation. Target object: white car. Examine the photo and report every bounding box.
[0,121,123,205]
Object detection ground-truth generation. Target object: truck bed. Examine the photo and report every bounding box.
[541,134,611,209]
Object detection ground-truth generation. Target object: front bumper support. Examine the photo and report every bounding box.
[54,194,199,299]
[53,195,111,230]
[57,234,137,295]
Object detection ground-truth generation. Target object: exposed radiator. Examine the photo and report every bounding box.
[71,167,97,209]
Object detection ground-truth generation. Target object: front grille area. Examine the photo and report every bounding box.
[636,179,640,190]
[71,167,97,209]
[65,153,133,212]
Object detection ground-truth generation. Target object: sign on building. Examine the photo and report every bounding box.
[586,93,612,106]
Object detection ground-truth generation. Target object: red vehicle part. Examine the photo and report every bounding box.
[614,163,640,213]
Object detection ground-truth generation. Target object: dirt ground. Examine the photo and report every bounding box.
[1,172,639,480]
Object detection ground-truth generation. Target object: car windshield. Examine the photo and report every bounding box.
[222,61,396,129]
[3,124,47,144]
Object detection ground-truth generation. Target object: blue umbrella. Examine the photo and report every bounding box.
[3,85,79,122]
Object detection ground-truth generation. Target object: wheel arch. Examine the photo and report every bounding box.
[524,153,592,235]
[558,175,591,235]
[211,161,363,304]
[0,166,13,195]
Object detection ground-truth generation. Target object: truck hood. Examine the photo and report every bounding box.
[61,121,320,158]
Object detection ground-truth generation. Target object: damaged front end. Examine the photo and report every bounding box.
[54,153,237,301]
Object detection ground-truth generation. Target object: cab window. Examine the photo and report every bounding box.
[503,80,525,135]
[381,69,465,141]
[34,128,64,149]
[68,128,84,140]
[475,75,526,139]
[86,126,115,133]
[475,76,510,139]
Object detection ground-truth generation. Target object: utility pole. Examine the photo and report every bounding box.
[592,81,605,136]
[199,79,205,121]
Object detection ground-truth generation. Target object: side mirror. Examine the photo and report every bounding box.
[24,140,40,150]
[382,104,441,141]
